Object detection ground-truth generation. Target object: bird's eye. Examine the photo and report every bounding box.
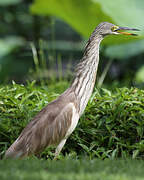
[111,26,119,31]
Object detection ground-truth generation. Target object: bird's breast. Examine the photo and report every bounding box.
[65,103,79,138]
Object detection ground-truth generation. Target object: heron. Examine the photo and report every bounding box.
[5,22,139,159]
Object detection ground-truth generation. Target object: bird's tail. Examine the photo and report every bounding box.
[4,149,24,159]
[4,139,26,159]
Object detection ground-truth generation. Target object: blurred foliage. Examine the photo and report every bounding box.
[30,0,144,86]
[135,65,144,83]
[0,0,82,82]
[31,0,144,42]
[105,39,144,59]
[31,0,113,41]
[0,37,25,58]
[0,0,144,86]
[0,82,144,159]
[30,0,144,62]
[0,0,21,6]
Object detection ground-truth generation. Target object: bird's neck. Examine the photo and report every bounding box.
[71,35,103,115]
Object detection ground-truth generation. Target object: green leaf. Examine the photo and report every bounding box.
[95,0,144,28]
[30,0,144,58]
[135,65,144,83]
[30,0,113,38]
[0,37,25,58]
[30,0,144,45]
[105,39,144,59]
[132,149,139,159]
[0,0,21,6]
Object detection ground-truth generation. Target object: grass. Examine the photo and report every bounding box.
[0,158,144,180]
[0,81,144,180]
[0,81,144,159]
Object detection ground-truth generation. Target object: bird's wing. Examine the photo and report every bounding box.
[29,102,75,153]
[5,94,78,157]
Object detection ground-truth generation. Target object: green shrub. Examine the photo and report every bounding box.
[0,81,144,159]
[71,87,144,159]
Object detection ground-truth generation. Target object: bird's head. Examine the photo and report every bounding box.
[96,22,139,37]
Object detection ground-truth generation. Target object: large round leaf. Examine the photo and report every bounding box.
[30,0,144,45]
[105,39,144,59]
[30,0,113,37]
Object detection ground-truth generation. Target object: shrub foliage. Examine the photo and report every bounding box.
[0,81,144,159]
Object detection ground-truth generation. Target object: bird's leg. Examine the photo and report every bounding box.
[54,139,67,160]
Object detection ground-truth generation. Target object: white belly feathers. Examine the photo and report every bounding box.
[65,103,79,138]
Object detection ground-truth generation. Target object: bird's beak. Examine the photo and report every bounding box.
[114,26,140,36]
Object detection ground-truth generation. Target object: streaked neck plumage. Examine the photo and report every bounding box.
[71,32,103,115]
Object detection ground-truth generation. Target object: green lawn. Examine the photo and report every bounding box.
[0,159,144,180]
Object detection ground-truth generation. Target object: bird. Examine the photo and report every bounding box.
[5,22,139,159]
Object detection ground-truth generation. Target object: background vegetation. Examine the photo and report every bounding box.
[0,0,144,85]
[0,82,144,160]
[0,0,144,178]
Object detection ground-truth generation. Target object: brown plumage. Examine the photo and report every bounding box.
[5,22,138,159]
[5,89,78,158]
